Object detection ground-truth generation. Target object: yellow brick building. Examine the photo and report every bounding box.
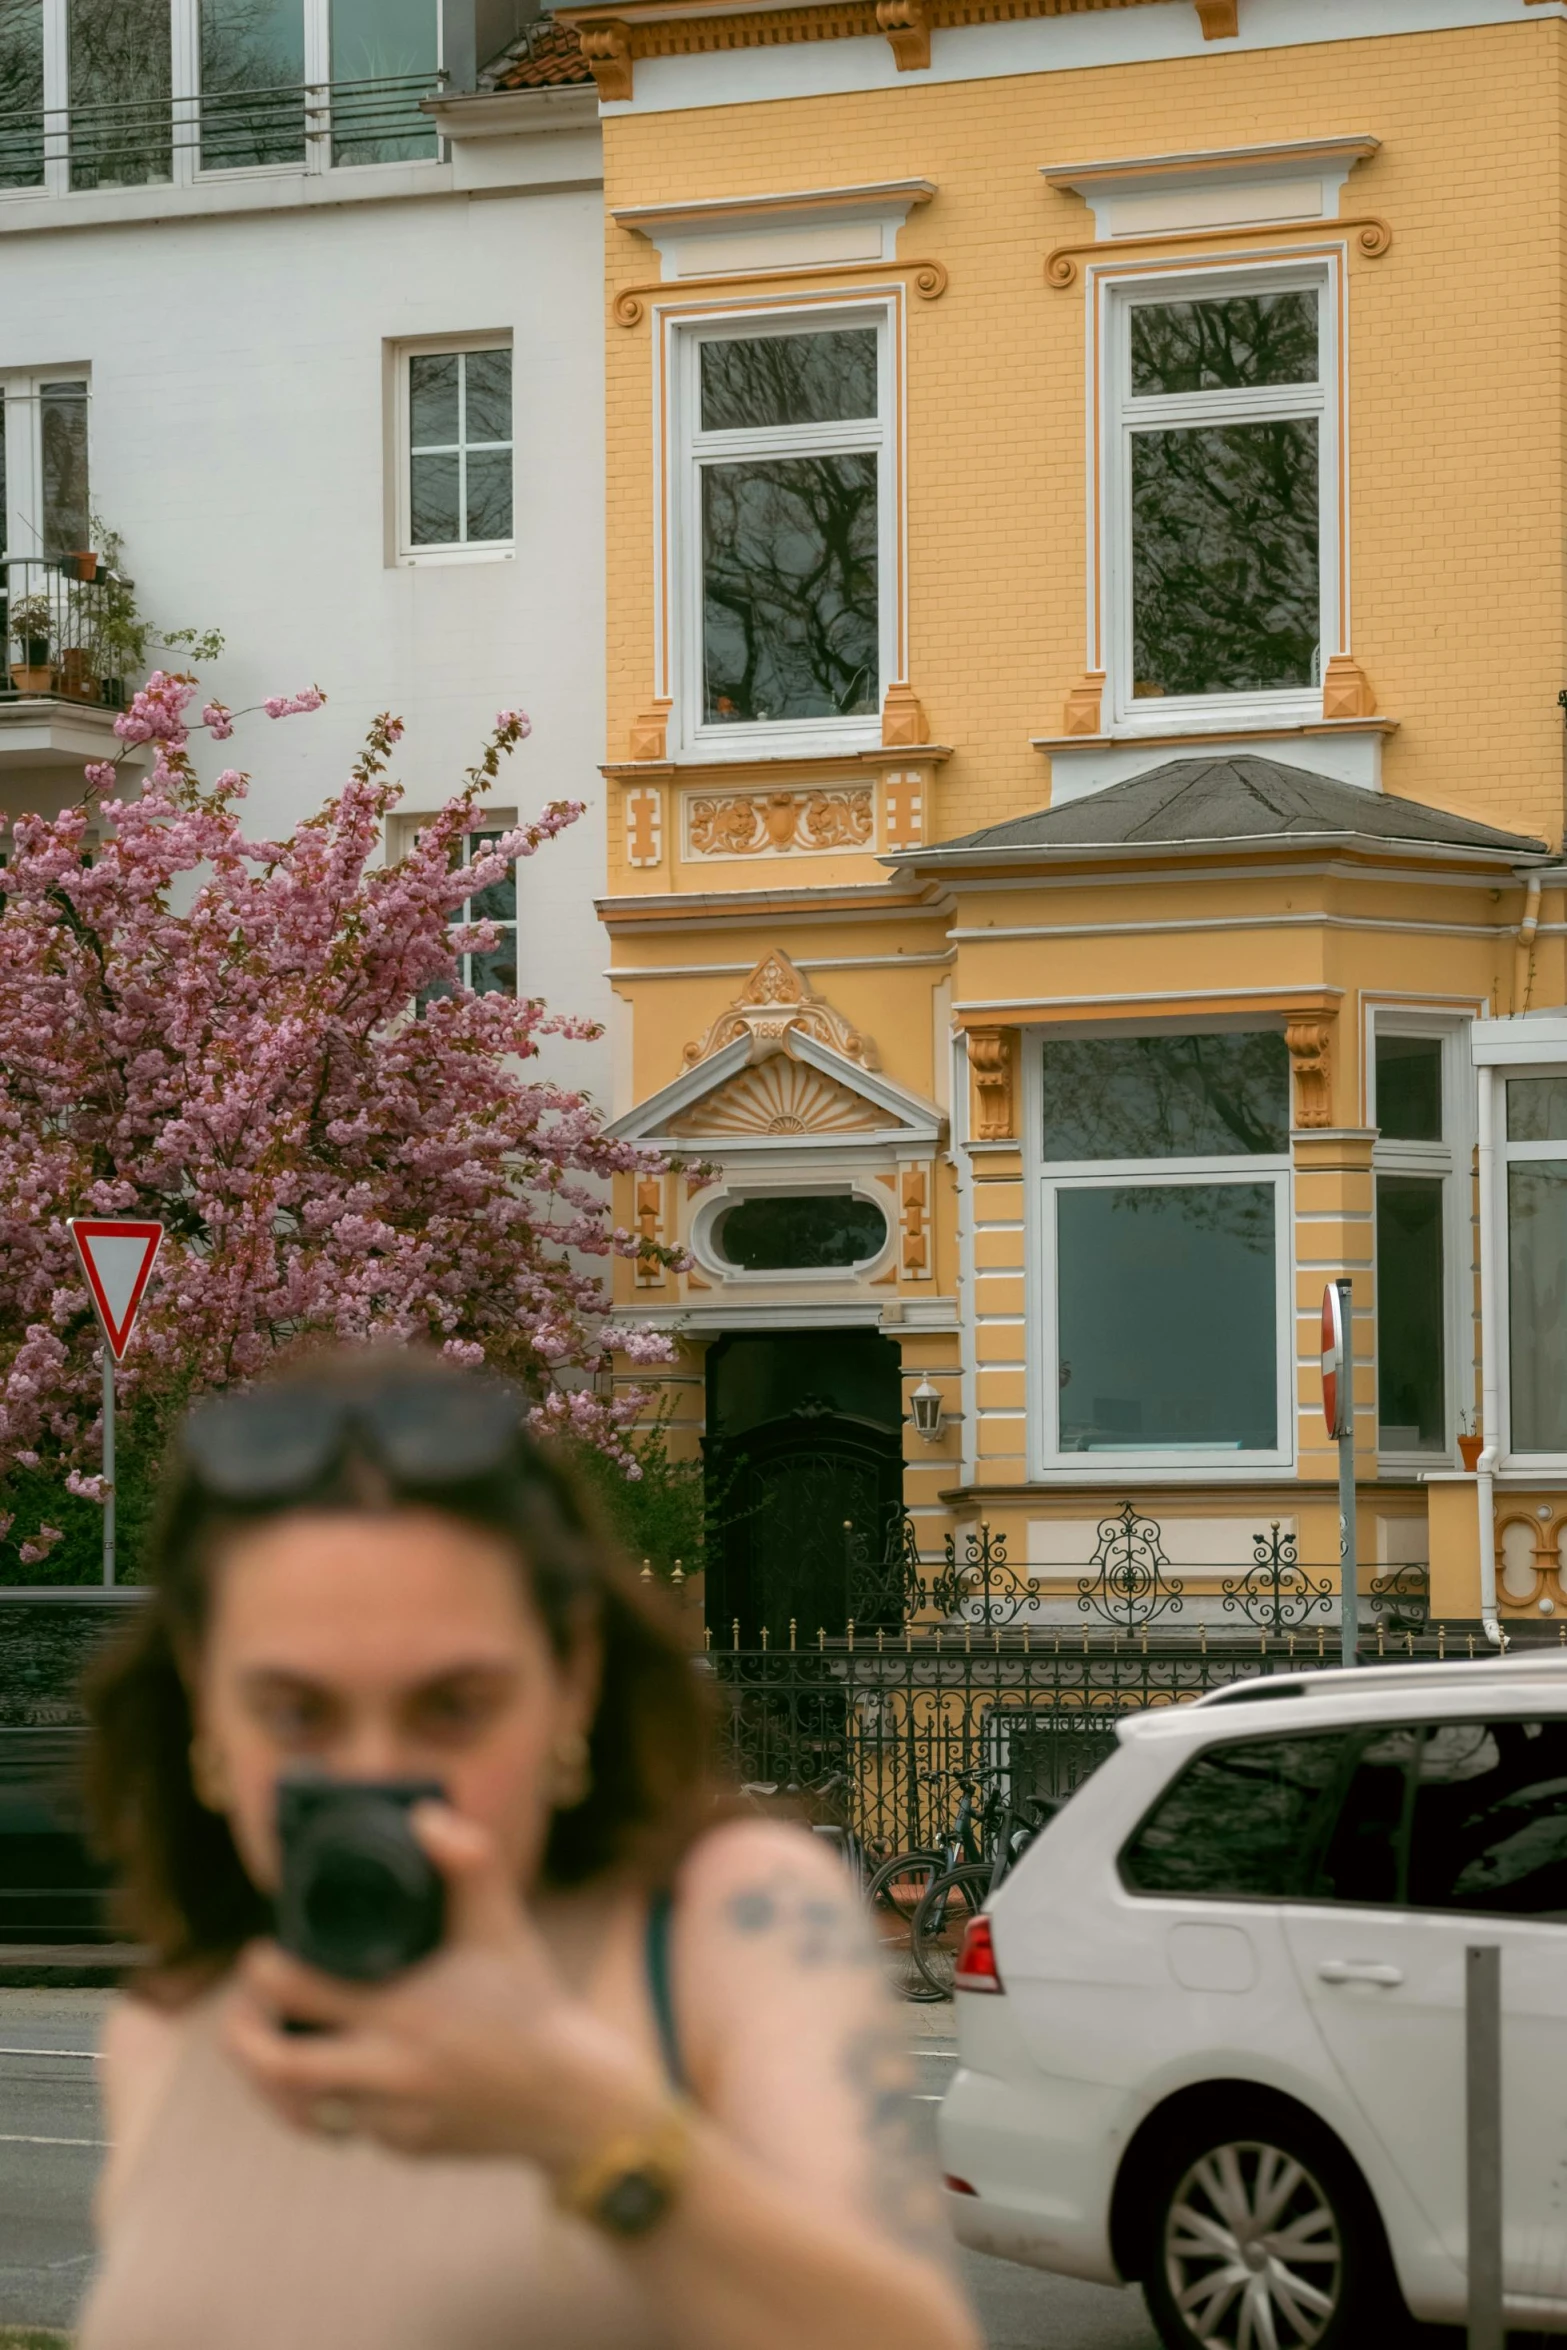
[560,0,1567,1645]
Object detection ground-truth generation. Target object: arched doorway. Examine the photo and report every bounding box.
[704,1330,906,1643]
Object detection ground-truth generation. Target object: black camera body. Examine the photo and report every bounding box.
[275,1776,446,1982]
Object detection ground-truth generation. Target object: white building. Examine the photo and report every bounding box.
[0,0,608,1092]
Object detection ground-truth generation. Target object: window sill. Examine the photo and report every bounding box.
[674,720,882,766]
[1033,718,1398,804]
[395,545,515,569]
[1032,716,1400,754]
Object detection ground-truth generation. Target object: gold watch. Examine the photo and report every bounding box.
[554,2101,692,2240]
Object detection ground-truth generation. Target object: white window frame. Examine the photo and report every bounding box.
[1100,259,1340,735]
[1367,1008,1473,1472]
[1483,1045,1567,1471]
[690,1176,896,1288]
[392,332,514,567]
[668,301,897,763]
[0,366,89,559]
[6,0,443,202]
[1025,1038,1295,1480]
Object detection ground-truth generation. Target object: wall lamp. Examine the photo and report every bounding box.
[910,1375,945,1443]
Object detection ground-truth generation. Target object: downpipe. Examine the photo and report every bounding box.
[1513,870,1543,1013]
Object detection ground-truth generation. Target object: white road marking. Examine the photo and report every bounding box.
[0,2046,100,2060]
[0,2133,107,2147]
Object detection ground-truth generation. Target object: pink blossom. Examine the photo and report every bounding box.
[83,761,117,792]
[0,682,669,1565]
[262,687,326,719]
[202,701,235,740]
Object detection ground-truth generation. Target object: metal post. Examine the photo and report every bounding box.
[102,1349,115,1589]
[1466,1943,1503,2350]
[1337,1277,1357,1668]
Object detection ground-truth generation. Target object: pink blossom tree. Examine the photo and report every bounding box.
[0,675,676,1571]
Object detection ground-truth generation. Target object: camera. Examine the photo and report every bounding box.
[275,1776,446,1982]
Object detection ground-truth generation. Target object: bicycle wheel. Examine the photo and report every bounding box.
[910,1862,991,1999]
[864,1850,946,2001]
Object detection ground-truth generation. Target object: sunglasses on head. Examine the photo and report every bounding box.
[179,1375,528,1504]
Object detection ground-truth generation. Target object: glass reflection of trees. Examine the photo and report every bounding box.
[329,0,438,167]
[201,0,305,169]
[698,330,880,727]
[0,0,42,189]
[1128,289,1321,700]
[68,0,172,188]
[1121,1733,1347,1898]
[1042,1031,1289,1161]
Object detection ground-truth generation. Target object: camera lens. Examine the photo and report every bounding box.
[279,1785,445,1981]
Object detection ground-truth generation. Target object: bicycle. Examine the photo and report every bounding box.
[863,1769,997,2001]
[907,1786,1063,1997]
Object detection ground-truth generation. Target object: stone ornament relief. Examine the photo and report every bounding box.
[669,1055,887,1138]
[683,949,878,1070]
[684,786,874,859]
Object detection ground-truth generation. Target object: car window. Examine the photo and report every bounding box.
[1407,1718,1567,1920]
[1120,1732,1348,1899]
[1311,1727,1420,1906]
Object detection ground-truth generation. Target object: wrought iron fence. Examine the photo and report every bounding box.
[705,1612,1538,1861]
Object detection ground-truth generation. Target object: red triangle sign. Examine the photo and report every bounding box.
[69,1219,164,1363]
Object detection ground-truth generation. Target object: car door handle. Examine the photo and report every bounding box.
[1316,1959,1404,1987]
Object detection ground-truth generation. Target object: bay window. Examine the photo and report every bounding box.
[675,310,894,755]
[1034,1030,1293,1470]
[1371,1024,1463,1461]
[1106,270,1335,729]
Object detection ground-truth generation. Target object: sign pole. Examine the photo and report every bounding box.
[101,1347,115,1589]
[1337,1275,1357,1670]
[1466,1943,1503,2350]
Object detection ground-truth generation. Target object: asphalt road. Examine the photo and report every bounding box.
[0,1989,1161,2344]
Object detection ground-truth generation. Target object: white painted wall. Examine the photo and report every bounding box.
[0,108,610,1101]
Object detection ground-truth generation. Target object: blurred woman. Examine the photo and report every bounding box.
[77,1349,979,2350]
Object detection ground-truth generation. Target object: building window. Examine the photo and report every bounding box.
[68,0,171,189]
[1,371,89,561]
[396,343,513,559]
[1371,1022,1464,1460]
[412,825,517,1005]
[1034,1031,1292,1469]
[710,1193,888,1273]
[1503,1074,1567,1456]
[1107,272,1333,727]
[328,0,438,167]
[676,311,893,753]
[200,0,306,170]
[0,2,442,198]
[0,1,44,188]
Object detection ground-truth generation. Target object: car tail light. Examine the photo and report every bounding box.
[954,1912,1003,1992]
[943,2175,979,2196]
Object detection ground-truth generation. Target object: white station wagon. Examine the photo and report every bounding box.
[938,1654,1567,2348]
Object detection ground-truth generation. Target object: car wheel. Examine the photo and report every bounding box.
[1140,2105,1395,2350]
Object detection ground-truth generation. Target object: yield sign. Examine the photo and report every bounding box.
[69,1219,164,1363]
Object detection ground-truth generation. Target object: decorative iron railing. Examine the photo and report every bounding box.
[0,72,445,194]
[1,555,132,707]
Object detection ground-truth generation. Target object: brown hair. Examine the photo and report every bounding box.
[83,1348,715,1992]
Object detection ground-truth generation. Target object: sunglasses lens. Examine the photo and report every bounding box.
[183,1391,344,1501]
[365,1381,523,1484]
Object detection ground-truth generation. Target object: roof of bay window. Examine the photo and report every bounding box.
[908,755,1549,867]
[485,16,594,88]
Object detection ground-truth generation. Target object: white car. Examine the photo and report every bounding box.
[938,1653,1567,2348]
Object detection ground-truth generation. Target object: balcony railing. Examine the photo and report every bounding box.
[0,71,446,194]
[1,556,131,709]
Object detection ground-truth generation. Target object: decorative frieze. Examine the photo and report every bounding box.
[684,949,879,1069]
[670,1055,886,1137]
[683,785,874,860]
[625,785,664,870]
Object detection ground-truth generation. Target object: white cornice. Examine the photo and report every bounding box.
[613,178,936,234]
[424,86,600,137]
[1041,137,1379,194]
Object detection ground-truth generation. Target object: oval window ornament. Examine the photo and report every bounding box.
[712,1194,888,1272]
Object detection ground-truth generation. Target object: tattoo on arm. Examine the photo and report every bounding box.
[725,1874,876,1971]
[841,2021,945,2258]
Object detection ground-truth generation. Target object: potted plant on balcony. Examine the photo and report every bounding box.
[1458,1412,1484,1472]
[7,591,55,693]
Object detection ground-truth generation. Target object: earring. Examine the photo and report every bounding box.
[189,1734,231,1814]
[550,1728,593,1811]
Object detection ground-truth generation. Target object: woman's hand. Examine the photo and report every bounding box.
[224,1804,670,2169]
